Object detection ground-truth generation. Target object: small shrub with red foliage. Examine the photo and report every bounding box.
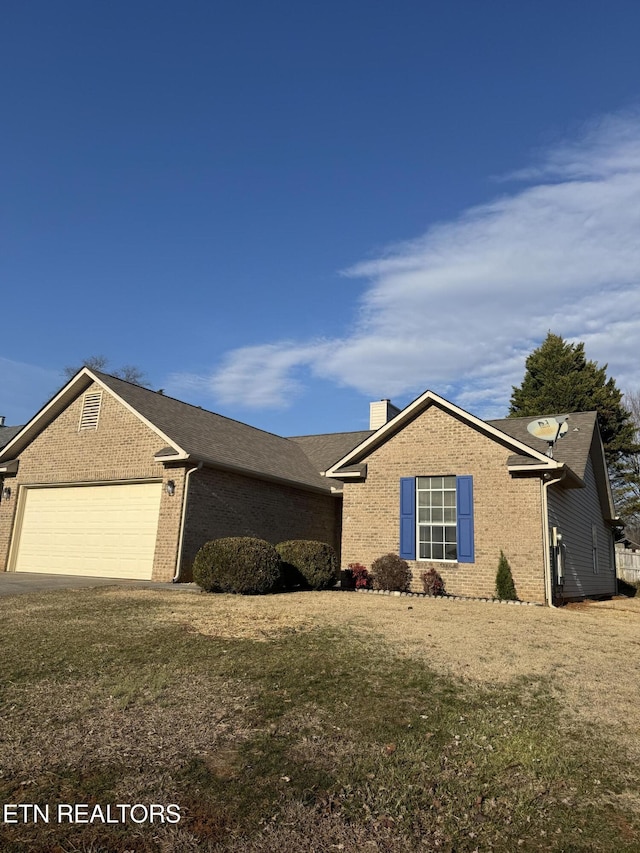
[348,562,371,589]
[371,553,412,592]
[420,567,446,596]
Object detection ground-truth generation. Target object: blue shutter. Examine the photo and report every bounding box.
[399,477,416,560]
[456,476,474,563]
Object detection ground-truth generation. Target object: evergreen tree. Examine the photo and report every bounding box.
[616,389,640,536]
[509,333,637,479]
[495,551,517,600]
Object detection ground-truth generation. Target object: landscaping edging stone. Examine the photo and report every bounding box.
[335,586,541,606]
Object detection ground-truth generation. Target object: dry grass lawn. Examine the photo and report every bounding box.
[142,588,640,755]
[1,587,639,852]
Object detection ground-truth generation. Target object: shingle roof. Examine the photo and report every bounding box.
[289,430,374,489]
[94,372,333,492]
[0,425,23,450]
[487,412,598,481]
[289,431,374,473]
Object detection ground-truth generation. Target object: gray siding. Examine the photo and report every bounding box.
[547,456,616,599]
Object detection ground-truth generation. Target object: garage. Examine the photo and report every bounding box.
[11,482,162,579]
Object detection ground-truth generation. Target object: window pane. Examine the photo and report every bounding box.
[417,477,431,489]
[444,507,456,523]
[444,476,456,489]
[419,525,431,543]
[418,508,430,523]
[432,543,444,560]
[431,525,445,544]
[445,526,457,542]
[445,543,457,560]
[432,492,443,507]
[418,492,431,507]
[432,507,443,523]
[431,476,443,489]
[444,491,456,507]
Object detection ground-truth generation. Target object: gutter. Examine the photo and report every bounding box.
[541,469,566,607]
[173,461,203,582]
[187,455,331,495]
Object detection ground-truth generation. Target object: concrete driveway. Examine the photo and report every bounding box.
[0,572,200,596]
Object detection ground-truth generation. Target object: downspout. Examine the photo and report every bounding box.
[173,461,203,582]
[541,469,566,607]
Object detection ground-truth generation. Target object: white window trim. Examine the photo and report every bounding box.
[416,476,458,562]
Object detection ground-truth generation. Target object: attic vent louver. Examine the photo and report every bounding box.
[79,391,102,430]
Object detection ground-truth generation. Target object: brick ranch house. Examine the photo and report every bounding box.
[0,370,617,605]
[0,369,367,584]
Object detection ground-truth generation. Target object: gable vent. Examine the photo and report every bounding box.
[79,391,102,431]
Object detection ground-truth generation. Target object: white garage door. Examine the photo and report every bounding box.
[13,482,163,579]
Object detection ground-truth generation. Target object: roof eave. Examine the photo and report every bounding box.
[507,463,559,474]
[154,448,190,462]
[193,456,337,496]
[324,463,368,481]
[507,461,582,488]
[589,426,616,520]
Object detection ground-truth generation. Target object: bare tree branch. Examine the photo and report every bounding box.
[62,357,150,387]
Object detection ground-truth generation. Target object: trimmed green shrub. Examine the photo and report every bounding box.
[276,540,338,590]
[495,550,518,600]
[371,553,412,591]
[193,537,282,595]
[421,567,445,596]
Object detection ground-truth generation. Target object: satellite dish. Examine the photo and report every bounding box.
[527,417,561,441]
[526,416,569,457]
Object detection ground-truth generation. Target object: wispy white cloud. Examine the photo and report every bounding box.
[504,111,640,182]
[169,109,640,418]
[168,342,331,409]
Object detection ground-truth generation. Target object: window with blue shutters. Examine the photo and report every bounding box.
[400,476,474,563]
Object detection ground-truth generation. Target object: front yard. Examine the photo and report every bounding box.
[1,588,639,851]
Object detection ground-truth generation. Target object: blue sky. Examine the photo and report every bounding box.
[3,1,640,435]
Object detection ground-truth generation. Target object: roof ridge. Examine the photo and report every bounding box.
[488,411,597,423]
[93,370,299,444]
[288,429,373,439]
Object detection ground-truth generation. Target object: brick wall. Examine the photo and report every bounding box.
[152,465,188,582]
[179,465,341,580]
[0,381,184,581]
[341,404,546,603]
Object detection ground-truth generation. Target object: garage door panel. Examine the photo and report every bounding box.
[14,483,162,579]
